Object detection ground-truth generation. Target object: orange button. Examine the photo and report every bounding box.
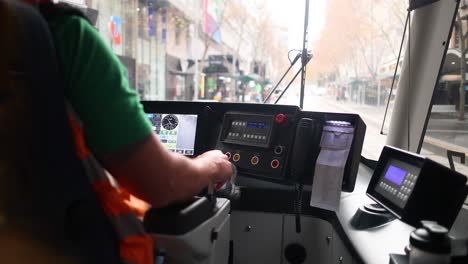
[251,156,259,165]
[233,153,241,162]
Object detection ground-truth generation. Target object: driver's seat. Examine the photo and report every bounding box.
[0,1,121,263]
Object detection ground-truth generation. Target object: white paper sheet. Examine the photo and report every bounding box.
[310,124,354,211]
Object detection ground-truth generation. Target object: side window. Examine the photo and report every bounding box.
[421,2,468,178]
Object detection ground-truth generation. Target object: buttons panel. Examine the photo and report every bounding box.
[380,172,419,202]
[396,173,418,201]
[379,182,399,195]
[226,118,272,145]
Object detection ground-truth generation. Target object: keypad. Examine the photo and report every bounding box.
[379,182,399,195]
[397,173,418,201]
[380,172,418,202]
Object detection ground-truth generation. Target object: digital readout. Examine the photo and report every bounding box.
[384,165,407,186]
[247,122,268,129]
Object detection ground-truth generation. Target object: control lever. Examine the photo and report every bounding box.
[213,164,240,200]
[290,118,321,182]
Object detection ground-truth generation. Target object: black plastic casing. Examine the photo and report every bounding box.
[367,146,468,228]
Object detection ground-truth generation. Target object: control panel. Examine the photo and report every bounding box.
[367,146,468,228]
[216,112,292,180]
[375,159,420,208]
[142,101,366,191]
[221,114,275,148]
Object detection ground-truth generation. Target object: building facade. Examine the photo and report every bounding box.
[62,0,282,102]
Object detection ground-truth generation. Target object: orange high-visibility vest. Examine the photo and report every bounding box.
[67,111,153,264]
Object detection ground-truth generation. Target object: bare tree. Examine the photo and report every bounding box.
[311,0,406,92]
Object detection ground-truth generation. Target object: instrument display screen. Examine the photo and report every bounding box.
[384,165,407,186]
[147,113,198,156]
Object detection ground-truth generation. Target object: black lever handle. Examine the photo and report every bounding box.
[290,118,321,182]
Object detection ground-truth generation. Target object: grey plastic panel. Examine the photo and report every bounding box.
[336,167,415,263]
[282,215,333,264]
[150,198,230,264]
[231,211,283,264]
[332,229,353,264]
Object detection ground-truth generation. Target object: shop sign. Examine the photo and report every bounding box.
[209,55,224,66]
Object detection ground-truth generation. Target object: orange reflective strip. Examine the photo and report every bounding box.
[122,193,150,219]
[92,180,136,215]
[120,235,154,264]
[67,113,91,160]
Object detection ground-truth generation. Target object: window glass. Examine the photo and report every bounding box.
[421,3,468,177]
[74,0,407,160]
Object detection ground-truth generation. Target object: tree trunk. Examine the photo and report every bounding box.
[457,13,466,120]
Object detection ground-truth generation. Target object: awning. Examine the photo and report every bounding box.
[167,54,195,75]
[441,48,468,74]
[234,73,261,83]
[203,65,229,74]
[440,74,462,82]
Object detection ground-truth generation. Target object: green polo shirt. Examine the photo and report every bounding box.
[50,16,153,155]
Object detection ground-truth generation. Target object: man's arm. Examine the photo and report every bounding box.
[100,133,232,208]
[52,16,232,207]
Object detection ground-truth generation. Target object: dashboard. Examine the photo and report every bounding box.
[142,101,366,190]
[141,101,468,264]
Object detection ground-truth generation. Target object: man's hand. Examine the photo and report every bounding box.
[103,134,235,208]
[194,150,233,183]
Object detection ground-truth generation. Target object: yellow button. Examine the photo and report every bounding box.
[251,156,259,165]
[233,153,241,162]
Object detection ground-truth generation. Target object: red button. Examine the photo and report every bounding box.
[271,159,280,169]
[225,152,232,160]
[275,114,287,125]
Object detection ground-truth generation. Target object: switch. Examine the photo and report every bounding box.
[251,156,259,165]
[275,113,287,125]
[271,159,280,169]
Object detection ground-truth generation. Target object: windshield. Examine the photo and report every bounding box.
[80,0,408,160]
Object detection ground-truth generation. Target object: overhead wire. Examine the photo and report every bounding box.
[288,49,301,64]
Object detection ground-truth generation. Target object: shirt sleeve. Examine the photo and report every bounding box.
[52,16,153,155]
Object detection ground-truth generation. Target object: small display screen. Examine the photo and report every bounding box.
[384,165,407,186]
[374,158,421,209]
[247,121,268,129]
[147,113,197,156]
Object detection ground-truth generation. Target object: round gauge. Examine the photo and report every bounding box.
[162,114,179,130]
